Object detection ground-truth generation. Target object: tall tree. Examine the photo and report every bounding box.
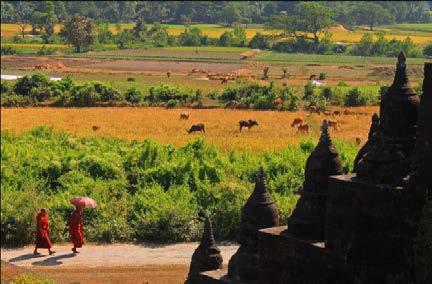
[14,1,33,38]
[268,2,334,45]
[60,14,95,53]
[350,3,394,30]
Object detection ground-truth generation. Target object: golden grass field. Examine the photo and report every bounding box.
[2,23,431,44]
[1,107,378,151]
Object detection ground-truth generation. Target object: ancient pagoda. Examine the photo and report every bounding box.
[186,215,223,284]
[228,167,279,282]
[287,120,343,240]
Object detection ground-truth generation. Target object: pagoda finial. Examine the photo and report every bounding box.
[319,120,332,145]
[199,214,215,249]
[397,50,406,68]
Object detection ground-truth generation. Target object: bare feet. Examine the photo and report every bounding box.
[72,248,79,254]
[33,250,40,255]
[49,250,56,255]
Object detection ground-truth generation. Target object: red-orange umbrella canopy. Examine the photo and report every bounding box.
[70,197,97,208]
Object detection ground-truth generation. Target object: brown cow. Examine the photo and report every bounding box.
[92,126,100,131]
[239,120,258,132]
[343,109,351,115]
[323,111,331,116]
[167,71,171,78]
[291,117,303,127]
[188,123,205,134]
[333,110,341,116]
[356,137,361,145]
[180,112,189,120]
[326,119,338,131]
[297,123,309,134]
[221,77,229,85]
[309,106,318,114]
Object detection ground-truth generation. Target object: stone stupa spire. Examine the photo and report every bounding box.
[357,52,420,185]
[287,120,343,240]
[353,113,380,172]
[228,167,279,282]
[186,214,223,283]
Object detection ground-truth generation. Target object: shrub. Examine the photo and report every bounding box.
[319,73,326,80]
[93,83,122,102]
[303,81,315,99]
[1,45,17,55]
[1,94,34,107]
[178,27,203,46]
[1,81,12,94]
[127,77,135,82]
[36,45,56,56]
[148,84,192,103]
[249,33,270,49]
[218,31,235,47]
[345,87,377,106]
[125,87,142,104]
[69,83,101,106]
[165,99,178,108]
[13,73,51,97]
[423,44,432,57]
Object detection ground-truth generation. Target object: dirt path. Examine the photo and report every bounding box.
[1,243,238,267]
[1,243,238,284]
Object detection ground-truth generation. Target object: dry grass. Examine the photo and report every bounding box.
[1,107,378,151]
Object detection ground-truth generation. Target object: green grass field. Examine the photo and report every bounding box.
[255,52,429,65]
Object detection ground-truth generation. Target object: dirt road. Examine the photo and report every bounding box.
[1,243,238,284]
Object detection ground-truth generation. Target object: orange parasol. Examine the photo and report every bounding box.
[70,197,97,208]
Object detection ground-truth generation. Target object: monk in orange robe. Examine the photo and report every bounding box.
[70,206,84,253]
[34,208,55,255]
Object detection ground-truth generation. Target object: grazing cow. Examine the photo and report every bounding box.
[326,119,338,131]
[180,112,189,120]
[356,137,361,145]
[297,124,309,134]
[221,77,229,85]
[291,117,303,127]
[92,126,100,131]
[309,74,317,80]
[309,106,318,114]
[239,120,258,132]
[167,71,171,78]
[343,109,351,115]
[333,110,341,116]
[188,123,205,134]
[273,97,283,107]
[323,111,331,116]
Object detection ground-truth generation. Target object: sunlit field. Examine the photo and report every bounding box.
[1,107,378,152]
[2,23,431,45]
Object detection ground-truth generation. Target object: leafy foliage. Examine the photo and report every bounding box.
[1,127,359,245]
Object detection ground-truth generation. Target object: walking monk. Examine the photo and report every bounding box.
[34,208,55,255]
[70,206,84,253]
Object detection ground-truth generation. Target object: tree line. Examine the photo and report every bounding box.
[2,1,431,26]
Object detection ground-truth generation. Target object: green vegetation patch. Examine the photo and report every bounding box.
[1,127,359,245]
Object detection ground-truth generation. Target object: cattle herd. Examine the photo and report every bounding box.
[91,110,362,143]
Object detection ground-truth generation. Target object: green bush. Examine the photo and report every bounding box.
[1,45,17,55]
[13,73,51,97]
[148,84,193,104]
[345,87,379,106]
[249,33,271,49]
[423,44,432,57]
[1,128,359,244]
[165,99,178,108]
[1,94,34,107]
[36,45,57,56]
[125,87,142,104]
[319,72,326,80]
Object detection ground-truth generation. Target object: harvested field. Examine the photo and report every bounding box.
[1,107,378,152]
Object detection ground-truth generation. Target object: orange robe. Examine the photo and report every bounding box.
[69,210,84,248]
[35,213,52,249]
